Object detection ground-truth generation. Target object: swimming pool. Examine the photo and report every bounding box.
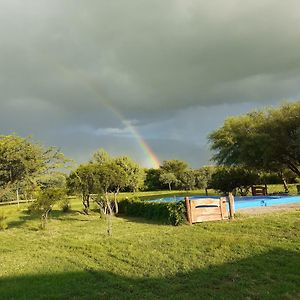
[149,195,300,210]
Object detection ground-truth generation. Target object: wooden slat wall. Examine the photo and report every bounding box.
[189,197,228,223]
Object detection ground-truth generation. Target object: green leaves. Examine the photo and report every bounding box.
[209,102,300,176]
[119,198,186,226]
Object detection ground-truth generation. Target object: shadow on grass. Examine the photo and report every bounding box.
[7,209,84,229]
[117,214,167,226]
[0,249,299,299]
[7,210,39,229]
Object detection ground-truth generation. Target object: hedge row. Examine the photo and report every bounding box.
[118,198,187,226]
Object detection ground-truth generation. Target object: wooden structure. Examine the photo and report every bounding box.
[251,185,268,196]
[185,197,229,224]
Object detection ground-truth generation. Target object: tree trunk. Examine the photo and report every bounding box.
[114,190,119,214]
[287,162,300,177]
[106,192,113,236]
[168,183,172,191]
[82,193,89,214]
[279,172,289,193]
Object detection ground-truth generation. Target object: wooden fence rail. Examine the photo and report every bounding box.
[0,199,36,206]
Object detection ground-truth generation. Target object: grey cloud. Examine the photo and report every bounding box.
[0,0,300,166]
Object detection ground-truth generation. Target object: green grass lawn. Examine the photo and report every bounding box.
[0,196,300,299]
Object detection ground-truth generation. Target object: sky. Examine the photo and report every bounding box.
[1,0,300,168]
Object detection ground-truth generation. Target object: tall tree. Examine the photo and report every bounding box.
[0,135,67,200]
[160,160,188,190]
[209,102,300,179]
[114,156,145,192]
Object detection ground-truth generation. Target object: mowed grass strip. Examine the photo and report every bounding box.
[0,200,299,299]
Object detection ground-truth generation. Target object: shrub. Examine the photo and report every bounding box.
[119,198,186,226]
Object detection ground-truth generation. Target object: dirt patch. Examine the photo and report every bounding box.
[238,202,300,215]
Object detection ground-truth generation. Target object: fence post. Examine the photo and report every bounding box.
[185,197,192,225]
[228,192,235,219]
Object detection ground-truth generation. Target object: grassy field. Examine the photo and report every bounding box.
[0,193,299,300]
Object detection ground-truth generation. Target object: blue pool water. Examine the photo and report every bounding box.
[149,195,300,210]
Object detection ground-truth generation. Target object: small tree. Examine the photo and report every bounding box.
[114,156,145,192]
[0,135,68,201]
[94,162,128,235]
[178,170,196,190]
[67,164,98,214]
[30,188,66,229]
[159,173,178,191]
[144,168,163,191]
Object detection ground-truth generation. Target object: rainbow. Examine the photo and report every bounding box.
[58,64,161,168]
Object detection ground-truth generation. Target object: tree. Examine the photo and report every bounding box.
[92,162,128,236]
[209,166,259,195]
[159,173,178,191]
[36,173,67,190]
[144,168,163,191]
[95,162,127,214]
[160,160,188,190]
[30,188,66,229]
[113,156,145,192]
[194,166,216,190]
[90,148,111,165]
[0,135,67,200]
[160,160,188,177]
[67,164,98,214]
[209,102,300,191]
[178,170,196,190]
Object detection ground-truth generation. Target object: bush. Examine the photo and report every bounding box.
[119,198,186,226]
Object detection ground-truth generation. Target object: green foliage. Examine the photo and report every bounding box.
[0,135,68,201]
[194,166,217,189]
[209,166,260,195]
[30,188,66,229]
[160,160,188,176]
[119,198,186,226]
[90,148,111,165]
[178,170,196,190]
[159,160,190,190]
[209,102,300,176]
[67,164,98,213]
[159,172,178,191]
[114,156,145,192]
[144,168,163,191]
[36,173,67,190]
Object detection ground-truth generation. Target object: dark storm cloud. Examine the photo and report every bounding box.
[0,0,300,166]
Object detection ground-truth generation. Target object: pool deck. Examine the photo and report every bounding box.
[238,202,300,215]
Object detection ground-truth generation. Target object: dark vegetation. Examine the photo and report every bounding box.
[119,198,186,226]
